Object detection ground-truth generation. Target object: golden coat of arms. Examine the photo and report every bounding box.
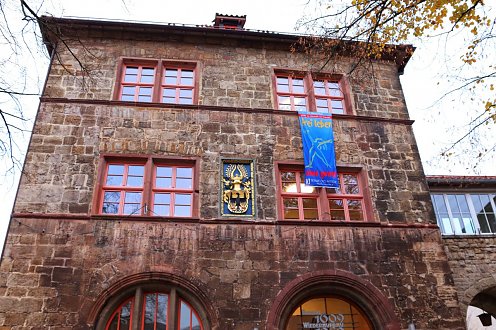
[222,163,252,214]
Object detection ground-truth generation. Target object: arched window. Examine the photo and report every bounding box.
[101,286,205,330]
[285,296,372,330]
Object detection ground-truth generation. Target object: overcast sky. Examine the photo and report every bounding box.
[1,0,495,248]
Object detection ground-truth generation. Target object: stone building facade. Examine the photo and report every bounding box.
[0,15,466,329]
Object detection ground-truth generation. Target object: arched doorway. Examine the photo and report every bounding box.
[466,287,496,329]
[286,296,372,330]
[267,270,400,330]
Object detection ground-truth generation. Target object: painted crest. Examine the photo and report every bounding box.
[222,163,252,214]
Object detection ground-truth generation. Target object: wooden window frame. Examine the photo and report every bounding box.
[273,70,353,114]
[276,163,372,222]
[94,155,199,218]
[114,58,199,105]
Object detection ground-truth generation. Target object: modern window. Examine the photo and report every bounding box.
[104,289,204,330]
[275,72,349,114]
[278,166,367,221]
[432,193,496,235]
[98,157,196,217]
[285,296,372,330]
[118,60,196,104]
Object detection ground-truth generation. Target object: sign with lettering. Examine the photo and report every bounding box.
[298,112,339,188]
[302,313,345,329]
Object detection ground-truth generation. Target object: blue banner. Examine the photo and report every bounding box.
[298,112,339,188]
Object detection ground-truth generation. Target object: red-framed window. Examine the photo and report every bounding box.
[278,166,368,221]
[97,156,197,217]
[102,163,146,215]
[152,166,194,217]
[104,291,204,330]
[162,68,195,104]
[106,297,133,330]
[314,79,346,114]
[276,75,308,111]
[274,72,350,114]
[117,60,197,104]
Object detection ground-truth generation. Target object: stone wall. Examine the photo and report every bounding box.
[44,36,409,120]
[15,102,431,225]
[443,236,496,310]
[0,219,463,329]
[0,21,465,330]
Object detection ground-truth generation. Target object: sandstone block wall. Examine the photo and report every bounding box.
[443,236,496,311]
[1,219,463,329]
[0,24,465,330]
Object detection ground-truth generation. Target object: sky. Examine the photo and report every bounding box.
[0,0,495,257]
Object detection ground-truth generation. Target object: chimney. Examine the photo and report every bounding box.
[212,13,246,30]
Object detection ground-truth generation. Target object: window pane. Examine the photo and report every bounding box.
[349,210,364,221]
[106,175,123,186]
[314,87,326,95]
[176,178,193,188]
[316,99,328,107]
[175,194,192,205]
[179,97,193,105]
[140,68,155,83]
[329,199,344,209]
[329,83,342,96]
[154,193,171,204]
[104,191,121,203]
[123,203,140,215]
[182,70,194,78]
[432,194,448,213]
[441,217,454,235]
[314,80,325,88]
[174,205,191,217]
[143,294,156,330]
[126,176,143,187]
[120,301,132,330]
[156,294,167,330]
[277,77,289,92]
[165,69,178,84]
[107,314,118,330]
[163,96,175,103]
[180,301,191,329]
[157,166,173,177]
[331,100,344,110]
[108,164,125,175]
[192,313,200,330]
[121,94,135,101]
[488,214,496,233]
[302,198,317,208]
[330,210,345,220]
[102,202,119,214]
[181,77,194,86]
[343,174,359,194]
[478,213,490,233]
[154,205,170,216]
[303,208,319,220]
[138,95,152,102]
[456,195,470,213]
[179,89,193,98]
[278,96,291,110]
[156,178,172,188]
[177,167,193,178]
[125,67,138,75]
[284,209,299,219]
[125,192,142,203]
[163,88,176,97]
[128,165,144,176]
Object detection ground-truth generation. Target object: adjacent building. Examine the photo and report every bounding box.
[1,13,487,329]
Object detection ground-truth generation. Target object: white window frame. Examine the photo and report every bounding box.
[432,193,496,235]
